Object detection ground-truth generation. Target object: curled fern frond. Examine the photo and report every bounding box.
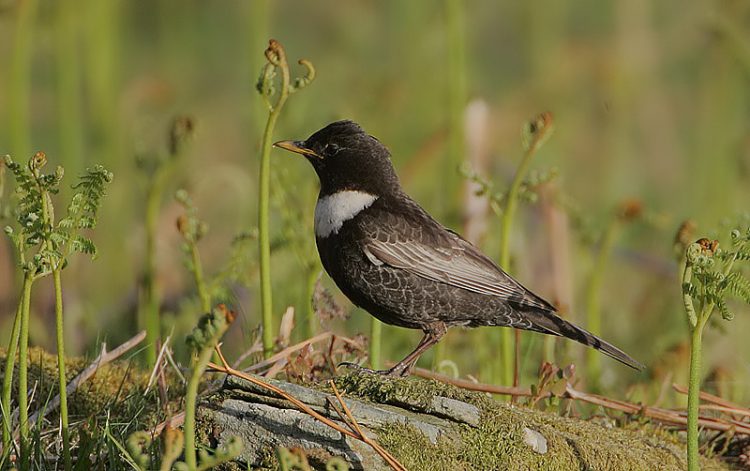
[717,298,734,321]
[290,59,316,93]
[125,430,152,470]
[194,435,242,470]
[186,304,237,353]
[522,112,554,152]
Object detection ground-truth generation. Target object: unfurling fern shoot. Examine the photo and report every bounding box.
[256,39,315,357]
[1,152,112,469]
[138,116,195,367]
[680,228,750,471]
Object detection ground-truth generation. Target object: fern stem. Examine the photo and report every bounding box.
[258,113,278,358]
[495,115,553,387]
[183,344,215,470]
[184,306,234,470]
[190,244,211,314]
[685,244,739,471]
[258,45,291,359]
[142,166,171,366]
[1,282,25,456]
[17,273,32,468]
[686,318,704,471]
[497,135,537,386]
[53,268,71,471]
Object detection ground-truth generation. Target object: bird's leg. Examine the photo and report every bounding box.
[384,322,447,377]
[337,322,447,377]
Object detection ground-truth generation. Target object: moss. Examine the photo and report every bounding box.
[336,372,731,471]
[334,371,492,411]
[0,346,171,424]
[376,404,730,471]
[377,422,464,470]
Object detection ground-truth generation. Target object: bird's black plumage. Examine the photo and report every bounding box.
[275,120,643,376]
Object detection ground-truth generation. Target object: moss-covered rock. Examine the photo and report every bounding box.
[204,371,731,470]
[337,372,728,470]
[2,348,731,470]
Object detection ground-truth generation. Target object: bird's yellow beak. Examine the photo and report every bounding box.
[273,140,321,159]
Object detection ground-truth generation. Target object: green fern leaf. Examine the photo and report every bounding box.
[725,272,750,304]
[71,235,97,257]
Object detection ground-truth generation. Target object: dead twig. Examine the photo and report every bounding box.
[154,412,186,436]
[326,381,406,471]
[565,385,750,435]
[698,404,750,419]
[673,383,750,411]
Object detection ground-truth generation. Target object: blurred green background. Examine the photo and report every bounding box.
[1,0,749,404]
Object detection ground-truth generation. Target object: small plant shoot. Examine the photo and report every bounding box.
[2,152,112,469]
[255,39,315,358]
[681,228,750,470]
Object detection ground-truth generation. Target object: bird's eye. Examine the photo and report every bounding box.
[324,143,341,156]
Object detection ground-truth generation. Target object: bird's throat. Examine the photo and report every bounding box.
[314,190,378,238]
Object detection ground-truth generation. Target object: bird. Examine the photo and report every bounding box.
[274,120,643,376]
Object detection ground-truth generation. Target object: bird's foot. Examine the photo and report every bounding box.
[336,361,410,377]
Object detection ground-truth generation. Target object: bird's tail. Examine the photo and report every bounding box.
[522,308,644,371]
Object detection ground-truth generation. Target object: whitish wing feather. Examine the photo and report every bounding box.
[365,234,552,311]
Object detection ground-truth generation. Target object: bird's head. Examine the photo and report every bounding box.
[274,120,400,196]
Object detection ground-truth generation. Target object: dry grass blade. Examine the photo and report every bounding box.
[263,359,288,379]
[326,381,406,471]
[231,335,264,369]
[208,346,408,471]
[243,331,332,373]
[144,334,172,395]
[276,306,296,348]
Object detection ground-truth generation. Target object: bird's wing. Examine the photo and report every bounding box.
[362,207,553,311]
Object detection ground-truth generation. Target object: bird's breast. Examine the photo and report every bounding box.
[314,190,379,238]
